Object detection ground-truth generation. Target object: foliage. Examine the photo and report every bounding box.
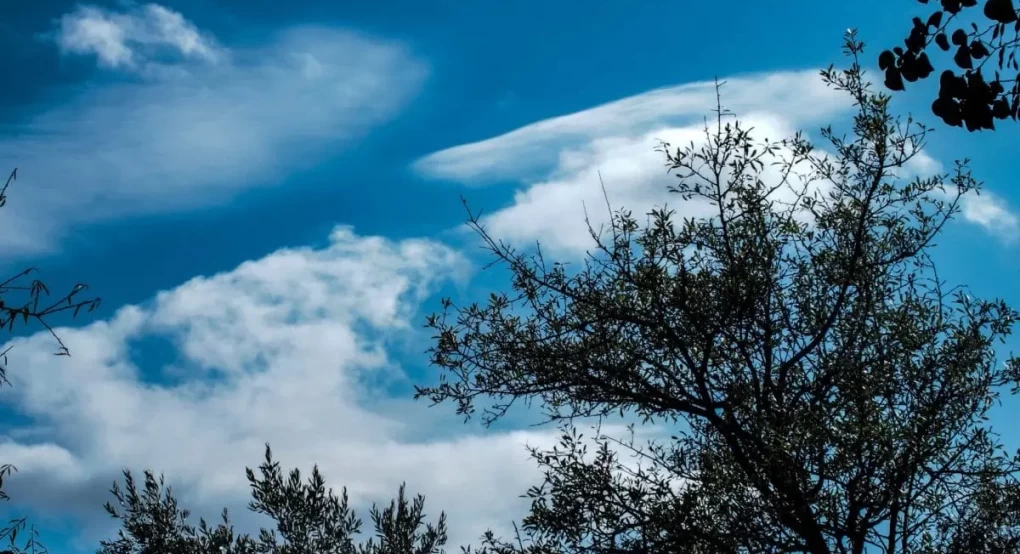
[0,170,100,366]
[0,517,48,554]
[418,33,1020,554]
[0,167,101,553]
[98,445,449,554]
[879,0,1020,130]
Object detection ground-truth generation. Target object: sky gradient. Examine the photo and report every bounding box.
[2,1,1020,553]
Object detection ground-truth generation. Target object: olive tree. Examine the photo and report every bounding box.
[98,445,449,554]
[418,34,1020,554]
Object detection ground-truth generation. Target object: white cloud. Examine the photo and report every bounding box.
[902,149,943,179]
[961,190,1019,242]
[0,5,426,257]
[0,227,556,549]
[898,150,1019,243]
[414,70,847,184]
[416,71,1020,255]
[56,4,223,71]
[412,71,853,256]
[475,115,816,255]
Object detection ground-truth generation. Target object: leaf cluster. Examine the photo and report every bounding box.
[881,0,1020,130]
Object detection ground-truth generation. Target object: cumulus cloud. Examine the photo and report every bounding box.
[0,227,556,549]
[56,3,223,72]
[0,4,426,256]
[416,71,1019,255]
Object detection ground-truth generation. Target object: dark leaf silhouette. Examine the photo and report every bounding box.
[880,0,1020,131]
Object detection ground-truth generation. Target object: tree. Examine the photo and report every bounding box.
[417,34,1020,554]
[0,167,100,554]
[878,0,1020,130]
[99,444,449,554]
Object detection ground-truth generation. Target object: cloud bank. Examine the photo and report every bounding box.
[0,226,554,549]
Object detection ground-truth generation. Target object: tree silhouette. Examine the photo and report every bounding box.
[879,0,1020,130]
[419,34,1020,554]
[99,445,449,554]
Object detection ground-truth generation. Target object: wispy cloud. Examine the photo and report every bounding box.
[0,4,426,257]
[415,71,849,256]
[56,3,224,73]
[414,70,846,185]
[415,71,1020,254]
[0,226,554,549]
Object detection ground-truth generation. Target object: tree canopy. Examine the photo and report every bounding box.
[880,0,1020,130]
[98,445,448,554]
[418,34,1020,554]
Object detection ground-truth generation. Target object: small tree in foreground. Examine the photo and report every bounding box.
[99,445,448,554]
[418,33,1020,554]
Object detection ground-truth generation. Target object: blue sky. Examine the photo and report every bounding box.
[2,1,1020,553]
